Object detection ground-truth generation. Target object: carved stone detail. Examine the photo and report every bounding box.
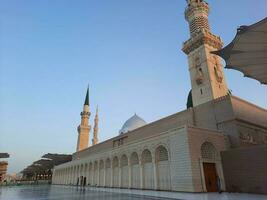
[239,132,257,144]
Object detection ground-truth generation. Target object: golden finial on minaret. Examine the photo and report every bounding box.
[92,105,99,145]
[76,86,91,151]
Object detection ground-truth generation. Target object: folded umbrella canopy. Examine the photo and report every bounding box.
[212,17,267,84]
[0,153,10,158]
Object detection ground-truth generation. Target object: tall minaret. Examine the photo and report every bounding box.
[76,87,91,152]
[92,106,99,145]
[183,0,228,107]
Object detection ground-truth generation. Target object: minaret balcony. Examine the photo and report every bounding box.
[80,111,90,116]
[182,29,223,54]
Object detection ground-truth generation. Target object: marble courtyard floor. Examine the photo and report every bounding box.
[0,185,266,200]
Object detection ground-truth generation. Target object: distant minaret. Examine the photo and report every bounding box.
[76,87,91,152]
[92,106,99,145]
[183,0,229,107]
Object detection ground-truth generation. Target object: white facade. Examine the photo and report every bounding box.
[52,125,226,192]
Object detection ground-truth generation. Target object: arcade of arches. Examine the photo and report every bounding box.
[53,127,226,193]
[53,146,170,191]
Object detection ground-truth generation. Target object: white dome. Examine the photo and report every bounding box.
[119,114,147,135]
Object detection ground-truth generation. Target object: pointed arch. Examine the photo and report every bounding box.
[201,142,218,160]
[130,152,140,188]
[105,158,111,187]
[141,149,154,189]
[155,145,170,190]
[121,155,129,188]
[112,156,119,187]
[99,160,104,186]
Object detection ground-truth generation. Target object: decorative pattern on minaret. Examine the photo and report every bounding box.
[182,0,229,107]
[76,87,91,152]
[92,106,99,145]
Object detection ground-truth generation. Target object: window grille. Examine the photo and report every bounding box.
[156,146,169,162]
[131,152,139,165]
[113,157,119,167]
[142,149,152,163]
[121,155,128,166]
[201,142,218,160]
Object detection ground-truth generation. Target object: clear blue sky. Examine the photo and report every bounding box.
[0,0,266,174]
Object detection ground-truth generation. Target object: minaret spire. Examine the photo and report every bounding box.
[84,85,89,106]
[92,106,99,145]
[182,0,228,107]
[76,87,91,152]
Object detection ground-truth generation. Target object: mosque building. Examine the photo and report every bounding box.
[52,0,267,193]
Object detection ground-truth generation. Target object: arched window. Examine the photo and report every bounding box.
[155,145,169,162]
[105,159,111,168]
[130,152,139,165]
[201,142,218,160]
[94,161,98,169]
[141,149,152,164]
[99,160,104,169]
[113,156,119,168]
[89,163,93,170]
[121,155,128,167]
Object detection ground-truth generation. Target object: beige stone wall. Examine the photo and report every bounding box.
[54,92,266,192]
[169,128,195,192]
[230,96,267,147]
[187,126,227,192]
[231,96,267,127]
[53,125,228,193]
[73,95,267,160]
[187,44,228,107]
[72,109,194,160]
[53,126,199,192]
[191,95,267,148]
[221,145,267,194]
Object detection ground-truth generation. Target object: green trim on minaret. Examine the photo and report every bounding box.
[84,86,89,106]
[186,90,193,109]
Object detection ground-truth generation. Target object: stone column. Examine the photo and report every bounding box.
[103,161,106,187]
[59,171,61,184]
[92,164,95,186]
[128,156,132,189]
[119,159,122,188]
[71,168,73,184]
[62,170,64,184]
[73,167,76,185]
[61,169,64,184]
[139,159,143,189]
[66,168,69,184]
[73,167,75,185]
[67,168,69,184]
[152,156,158,190]
[71,168,74,185]
[65,169,67,184]
[111,162,113,187]
[72,168,74,185]
[52,170,56,184]
[60,171,62,184]
[64,169,66,185]
[68,168,71,185]
[64,169,66,184]
[98,162,100,186]
[86,164,89,185]
[66,169,68,184]
[77,167,80,186]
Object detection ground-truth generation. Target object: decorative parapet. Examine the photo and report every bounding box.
[185,1,209,20]
[182,29,223,54]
